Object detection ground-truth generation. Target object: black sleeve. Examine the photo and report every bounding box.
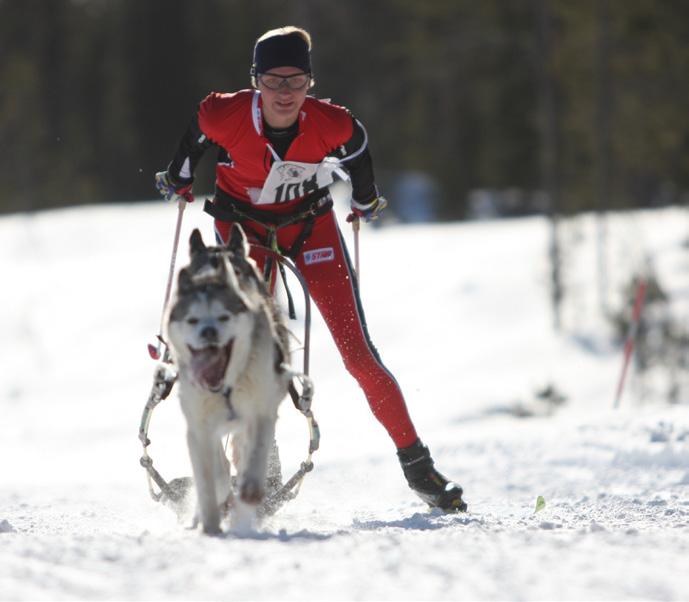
[337,117,378,204]
[166,110,215,187]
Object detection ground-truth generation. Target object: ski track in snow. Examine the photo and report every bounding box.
[1,204,689,600]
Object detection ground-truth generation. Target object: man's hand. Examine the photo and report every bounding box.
[347,195,388,223]
[155,171,194,203]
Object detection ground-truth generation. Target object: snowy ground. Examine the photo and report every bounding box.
[1,202,689,601]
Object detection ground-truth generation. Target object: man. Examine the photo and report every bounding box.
[155,26,467,512]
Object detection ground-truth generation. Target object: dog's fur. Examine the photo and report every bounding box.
[165,225,291,534]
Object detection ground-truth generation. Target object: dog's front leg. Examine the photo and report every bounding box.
[186,428,222,535]
[214,439,232,511]
[239,415,275,505]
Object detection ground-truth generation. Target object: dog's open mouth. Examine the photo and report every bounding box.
[189,341,234,391]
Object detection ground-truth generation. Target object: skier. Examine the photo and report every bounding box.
[155,26,466,512]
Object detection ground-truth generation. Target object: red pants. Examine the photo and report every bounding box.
[215,210,418,449]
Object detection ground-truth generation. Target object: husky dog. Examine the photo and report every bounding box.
[165,225,291,534]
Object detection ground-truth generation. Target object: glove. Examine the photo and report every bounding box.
[155,171,194,203]
[347,195,388,223]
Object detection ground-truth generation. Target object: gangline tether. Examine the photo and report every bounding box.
[138,247,320,517]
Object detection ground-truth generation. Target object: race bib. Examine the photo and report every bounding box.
[254,157,348,205]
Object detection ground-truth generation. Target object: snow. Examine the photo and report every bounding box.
[1,202,689,601]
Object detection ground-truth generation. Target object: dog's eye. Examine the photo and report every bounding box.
[187,317,200,325]
[218,315,230,322]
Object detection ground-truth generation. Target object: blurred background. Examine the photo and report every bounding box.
[1,0,688,220]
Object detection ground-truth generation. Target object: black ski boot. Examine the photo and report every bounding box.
[397,439,467,512]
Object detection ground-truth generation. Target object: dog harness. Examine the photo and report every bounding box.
[204,186,333,320]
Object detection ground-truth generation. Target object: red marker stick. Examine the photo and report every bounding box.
[613,278,648,409]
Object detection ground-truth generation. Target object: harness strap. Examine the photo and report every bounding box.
[204,187,332,233]
[205,188,332,319]
[279,261,297,319]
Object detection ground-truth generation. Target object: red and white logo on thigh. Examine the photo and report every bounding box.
[303,247,335,265]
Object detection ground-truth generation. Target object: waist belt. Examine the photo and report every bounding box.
[204,188,333,231]
[204,188,334,318]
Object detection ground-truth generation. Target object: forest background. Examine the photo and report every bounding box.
[2,0,688,219]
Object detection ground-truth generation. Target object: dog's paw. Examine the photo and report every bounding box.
[240,479,264,505]
[201,520,222,536]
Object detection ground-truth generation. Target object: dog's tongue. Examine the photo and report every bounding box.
[191,346,230,390]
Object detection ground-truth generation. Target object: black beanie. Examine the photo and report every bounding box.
[252,31,311,74]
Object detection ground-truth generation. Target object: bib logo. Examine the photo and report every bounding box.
[303,247,335,265]
[276,164,306,182]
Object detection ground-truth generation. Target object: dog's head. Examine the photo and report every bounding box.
[165,227,255,391]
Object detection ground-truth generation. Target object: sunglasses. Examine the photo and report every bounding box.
[258,72,311,90]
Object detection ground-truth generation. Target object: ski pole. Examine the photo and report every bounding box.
[349,195,388,282]
[148,199,187,360]
[613,277,648,409]
[352,216,361,280]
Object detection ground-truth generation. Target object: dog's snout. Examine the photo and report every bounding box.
[200,325,218,343]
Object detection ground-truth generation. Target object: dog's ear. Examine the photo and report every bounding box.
[177,268,194,293]
[229,224,249,259]
[189,229,206,256]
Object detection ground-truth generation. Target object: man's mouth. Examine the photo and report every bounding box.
[189,341,234,391]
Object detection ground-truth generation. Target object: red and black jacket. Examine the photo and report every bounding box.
[167,89,377,206]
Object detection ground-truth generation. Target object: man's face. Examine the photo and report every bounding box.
[256,66,310,129]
